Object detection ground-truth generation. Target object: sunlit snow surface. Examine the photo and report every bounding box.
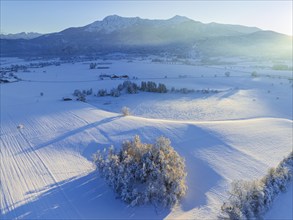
[1,58,292,219]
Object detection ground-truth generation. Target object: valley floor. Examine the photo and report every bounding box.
[1,58,292,219]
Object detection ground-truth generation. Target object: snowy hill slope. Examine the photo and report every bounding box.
[1,59,292,219]
[1,103,291,219]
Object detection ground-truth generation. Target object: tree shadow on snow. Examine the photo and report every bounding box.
[17,116,121,155]
[164,124,230,212]
[85,123,228,214]
[215,88,239,100]
[2,172,170,219]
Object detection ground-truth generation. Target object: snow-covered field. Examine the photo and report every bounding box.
[1,58,292,219]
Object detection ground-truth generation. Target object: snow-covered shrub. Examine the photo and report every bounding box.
[251,71,258,77]
[86,88,93,95]
[93,135,187,207]
[89,63,96,69]
[77,93,86,102]
[221,151,293,220]
[140,81,167,93]
[177,88,194,94]
[98,89,107,97]
[122,80,131,88]
[117,83,124,91]
[17,124,24,129]
[110,88,121,97]
[121,106,130,116]
[179,88,189,94]
[221,180,266,219]
[157,83,168,93]
[73,89,82,96]
[225,71,231,77]
[123,81,138,94]
[146,81,157,92]
[140,81,147,91]
[127,83,139,94]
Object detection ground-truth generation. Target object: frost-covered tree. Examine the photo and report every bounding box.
[121,106,130,116]
[221,151,293,220]
[93,135,187,207]
[251,71,258,77]
[98,89,107,97]
[157,83,167,93]
[121,81,138,94]
[86,88,93,95]
[140,81,147,91]
[122,81,131,89]
[73,89,82,96]
[140,81,167,93]
[110,88,121,97]
[147,81,157,92]
[77,93,86,102]
[90,63,96,69]
[127,83,139,94]
[117,83,124,91]
[180,88,189,94]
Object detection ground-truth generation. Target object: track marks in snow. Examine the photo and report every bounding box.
[18,128,83,219]
[1,113,92,218]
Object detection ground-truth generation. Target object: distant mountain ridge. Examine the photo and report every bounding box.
[0,15,291,59]
[0,32,42,40]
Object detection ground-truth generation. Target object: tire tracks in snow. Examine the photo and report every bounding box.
[6,114,83,219]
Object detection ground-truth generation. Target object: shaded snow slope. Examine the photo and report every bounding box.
[265,182,293,220]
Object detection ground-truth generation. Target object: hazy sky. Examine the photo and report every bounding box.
[1,1,292,35]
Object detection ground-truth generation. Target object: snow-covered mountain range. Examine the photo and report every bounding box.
[85,15,260,35]
[85,15,144,33]
[0,15,291,59]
